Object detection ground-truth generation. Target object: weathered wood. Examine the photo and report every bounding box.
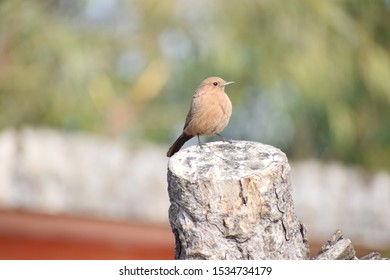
[167,141,309,260]
[313,230,387,260]
[314,230,356,260]
[360,252,384,260]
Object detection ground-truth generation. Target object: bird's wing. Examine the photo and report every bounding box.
[183,89,205,130]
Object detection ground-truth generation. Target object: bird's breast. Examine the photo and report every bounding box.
[185,92,232,136]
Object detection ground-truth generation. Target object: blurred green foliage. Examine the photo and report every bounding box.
[0,0,389,170]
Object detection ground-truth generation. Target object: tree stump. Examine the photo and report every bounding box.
[167,141,310,260]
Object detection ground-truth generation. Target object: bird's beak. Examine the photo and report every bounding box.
[223,81,235,87]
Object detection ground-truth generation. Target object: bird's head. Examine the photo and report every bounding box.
[198,76,234,93]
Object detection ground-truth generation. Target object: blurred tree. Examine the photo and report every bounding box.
[0,0,114,130]
[0,0,389,170]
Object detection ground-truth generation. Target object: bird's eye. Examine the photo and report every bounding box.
[213,82,218,86]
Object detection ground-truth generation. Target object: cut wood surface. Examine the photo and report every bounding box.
[167,141,309,260]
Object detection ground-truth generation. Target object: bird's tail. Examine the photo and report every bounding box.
[167,133,193,157]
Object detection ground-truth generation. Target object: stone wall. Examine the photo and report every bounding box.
[0,128,389,250]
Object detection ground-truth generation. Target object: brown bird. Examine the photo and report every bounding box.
[167,76,234,157]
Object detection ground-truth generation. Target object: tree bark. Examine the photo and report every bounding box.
[167,141,310,260]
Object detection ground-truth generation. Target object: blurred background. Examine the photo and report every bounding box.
[0,0,389,259]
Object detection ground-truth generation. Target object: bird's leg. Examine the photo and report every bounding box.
[197,134,204,149]
[216,133,232,143]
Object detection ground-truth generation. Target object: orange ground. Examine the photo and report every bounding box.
[0,210,375,260]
